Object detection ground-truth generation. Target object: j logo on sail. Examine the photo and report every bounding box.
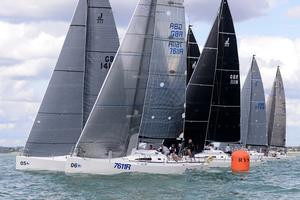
[97,13,104,24]
[225,37,230,47]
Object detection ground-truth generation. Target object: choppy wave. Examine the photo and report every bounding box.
[1,154,300,200]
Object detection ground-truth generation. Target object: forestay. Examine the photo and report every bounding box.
[24,0,119,157]
[75,0,186,159]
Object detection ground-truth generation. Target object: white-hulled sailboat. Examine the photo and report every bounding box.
[65,0,211,175]
[266,66,289,160]
[16,0,119,172]
[240,56,268,162]
[184,0,247,168]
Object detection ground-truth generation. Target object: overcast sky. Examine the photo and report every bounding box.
[0,0,299,147]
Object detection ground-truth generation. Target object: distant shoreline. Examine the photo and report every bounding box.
[0,146,23,154]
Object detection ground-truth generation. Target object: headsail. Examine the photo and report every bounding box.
[186,25,200,85]
[24,0,119,157]
[266,67,286,147]
[75,0,186,159]
[184,0,240,151]
[241,56,267,147]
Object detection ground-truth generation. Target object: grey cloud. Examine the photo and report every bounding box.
[186,0,273,23]
[0,58,20,66]
[0,0,274,27]
[0,0,76,23]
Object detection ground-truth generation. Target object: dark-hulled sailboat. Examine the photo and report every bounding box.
[16,0,119,172]
[266,67,286,149]
[241,56,268,148]
[184,0,240,152]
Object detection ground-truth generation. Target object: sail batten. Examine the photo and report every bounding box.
[24,0,119,157]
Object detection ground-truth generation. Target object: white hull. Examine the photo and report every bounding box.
[16,155,68,172]
[65,149,267,175]
[65,150,207,175]
[65,157,208,175]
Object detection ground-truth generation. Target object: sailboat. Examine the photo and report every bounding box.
[65,0,210,175]
[240,56,267,160]
[16,0,119,172]
[266,66,287,159]
[186,25,200,85]
[184,0,241,167]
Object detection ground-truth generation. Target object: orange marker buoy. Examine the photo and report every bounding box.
[231,150,250,173]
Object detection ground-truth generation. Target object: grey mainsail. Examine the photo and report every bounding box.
[75,0,186,159]
[24,0,119,157]
[266,67,286,147]
[241,56,267,147]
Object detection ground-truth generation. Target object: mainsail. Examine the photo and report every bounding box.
[266,67,286,147]
[241,56,267,147]
[24,0,119,157]
[186,25,200,85]
[184,0,240,151]
[75,0,186,159]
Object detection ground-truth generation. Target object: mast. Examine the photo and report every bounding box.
[241,56,267,147]
[266,66,286,148]
[24,0,119,157]
[184,0,240,151]
[75,0,186,159]
[186,25,200,85]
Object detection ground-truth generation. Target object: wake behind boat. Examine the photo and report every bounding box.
[16,0,119,172]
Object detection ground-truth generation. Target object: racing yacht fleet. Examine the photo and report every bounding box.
[16,0,289,175]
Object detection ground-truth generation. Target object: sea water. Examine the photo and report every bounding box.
[0,154,300,200]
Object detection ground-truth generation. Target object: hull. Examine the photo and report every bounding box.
[16,155,67,172]
[65,157,207,175]
[65,151,208,175]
